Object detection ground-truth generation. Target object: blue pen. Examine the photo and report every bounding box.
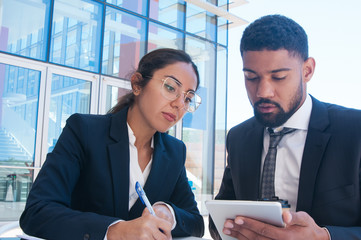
[135,181,156,216]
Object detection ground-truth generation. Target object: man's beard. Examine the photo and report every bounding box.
[253,81,303,128]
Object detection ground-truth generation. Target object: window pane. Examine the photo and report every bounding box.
[0,64,41,220]
[149,0,185,29]
[148,22,184,51]
[218,17,228,46]
[105,85,130,112]
[184,36,216,214]
[186,2,217,42]
[47,74,91,152]
[0,0,49,60]
[106,0,148,16]
[50,0,103,72]
[102,6,146,79]
[214,46,227,196]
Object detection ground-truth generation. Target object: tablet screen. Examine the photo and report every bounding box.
[206,200,284,240]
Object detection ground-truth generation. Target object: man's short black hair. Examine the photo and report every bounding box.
[240,14,309,60]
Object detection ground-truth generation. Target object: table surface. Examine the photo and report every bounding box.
[0,236,210,240]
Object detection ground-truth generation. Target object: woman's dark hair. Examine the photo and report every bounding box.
[108,48,199,114]
[240,14,309,61]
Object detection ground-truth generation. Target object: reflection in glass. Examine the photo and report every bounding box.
[148,22,184,51]
[184,36,216,214]
[102,6,146,79]
[149,0,185,29]
[106,0,148,16]
[0,63,40,219]
[186,2,217,41]
[0,0,49,60]
[214,46,227,196]
[47,74,91,152]
[105,85,130,112]
[50,0,103,72]
[218,17,228,46]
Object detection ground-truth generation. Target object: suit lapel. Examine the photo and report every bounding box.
[108,108,130,219]
[238,120,264,200]
[296,97,331,212]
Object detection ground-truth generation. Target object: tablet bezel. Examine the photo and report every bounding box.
[206,200,285,240]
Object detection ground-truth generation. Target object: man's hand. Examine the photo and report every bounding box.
[222,211,330,240]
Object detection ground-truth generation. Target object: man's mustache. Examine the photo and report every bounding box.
[254,99,282,109]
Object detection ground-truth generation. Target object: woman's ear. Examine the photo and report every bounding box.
[131,72,143,95]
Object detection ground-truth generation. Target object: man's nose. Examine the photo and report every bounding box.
[256,79,275,99]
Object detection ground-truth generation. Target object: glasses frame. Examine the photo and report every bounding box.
[160,77,201,113]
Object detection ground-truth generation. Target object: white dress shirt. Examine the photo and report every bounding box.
[104,124,176,239]
[128,123,153,210]
[261,94,312,211]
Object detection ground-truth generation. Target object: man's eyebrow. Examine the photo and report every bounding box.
[270,68,291,73]
[243,68,256,73]
[242,68,291,73]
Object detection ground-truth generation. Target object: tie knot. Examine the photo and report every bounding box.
[268,127,296,136]
[268,127,296,148]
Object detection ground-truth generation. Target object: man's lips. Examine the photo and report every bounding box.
[162,112,177,122]
[256,103,278,114]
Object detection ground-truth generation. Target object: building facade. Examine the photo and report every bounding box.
[0,0,245,222]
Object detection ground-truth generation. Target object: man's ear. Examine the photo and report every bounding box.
[131,72,143,95]
[303,57,316,83]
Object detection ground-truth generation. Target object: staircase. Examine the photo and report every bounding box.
[0,128,32,163]
[0,128,33,202]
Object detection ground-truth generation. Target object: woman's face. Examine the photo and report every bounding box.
[135,61,198,133]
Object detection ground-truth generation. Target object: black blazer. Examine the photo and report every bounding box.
[210,96,361,240]
[20,107,204,240]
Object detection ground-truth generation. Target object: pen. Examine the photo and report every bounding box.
[135,181,156,216]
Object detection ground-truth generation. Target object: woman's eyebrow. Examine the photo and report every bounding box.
[165,75,196,92]
[165,75,182,86]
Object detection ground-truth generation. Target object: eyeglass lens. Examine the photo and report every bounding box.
[161,78,201,112]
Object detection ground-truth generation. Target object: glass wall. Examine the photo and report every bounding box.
[184,36,217,213]
[0,0,230,221]
[102,6,147,78]
[0,0,49,60]
[47,74,92,152]
[50,0,103,72]
[0,63,41,220]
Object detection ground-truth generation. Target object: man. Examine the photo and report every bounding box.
[209,14,361,240]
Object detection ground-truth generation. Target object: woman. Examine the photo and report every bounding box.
[20,48,204,240]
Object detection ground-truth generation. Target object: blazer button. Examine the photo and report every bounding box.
[83,233,90,240]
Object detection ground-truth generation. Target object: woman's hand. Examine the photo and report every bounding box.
[152,204,175,227]
[107,212,172,240]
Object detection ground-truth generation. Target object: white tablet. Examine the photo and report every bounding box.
[206,200,284,240]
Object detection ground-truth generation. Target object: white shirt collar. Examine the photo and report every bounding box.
[127,123,154,149]
[276,94,312,131]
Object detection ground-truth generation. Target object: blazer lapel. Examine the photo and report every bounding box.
[296,97,331,212]
[108,108,130,219]
[238,120,264,200]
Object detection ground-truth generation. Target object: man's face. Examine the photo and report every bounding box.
[242,49,313,128]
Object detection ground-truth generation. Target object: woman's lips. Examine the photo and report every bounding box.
[162,112,176,122]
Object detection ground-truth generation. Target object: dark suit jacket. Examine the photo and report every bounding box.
[20,107,204,240]
[210,96,361,240]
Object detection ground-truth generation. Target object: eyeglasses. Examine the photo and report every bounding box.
[160,77,202,113]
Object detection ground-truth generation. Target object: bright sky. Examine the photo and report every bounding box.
[227,0,361,129]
